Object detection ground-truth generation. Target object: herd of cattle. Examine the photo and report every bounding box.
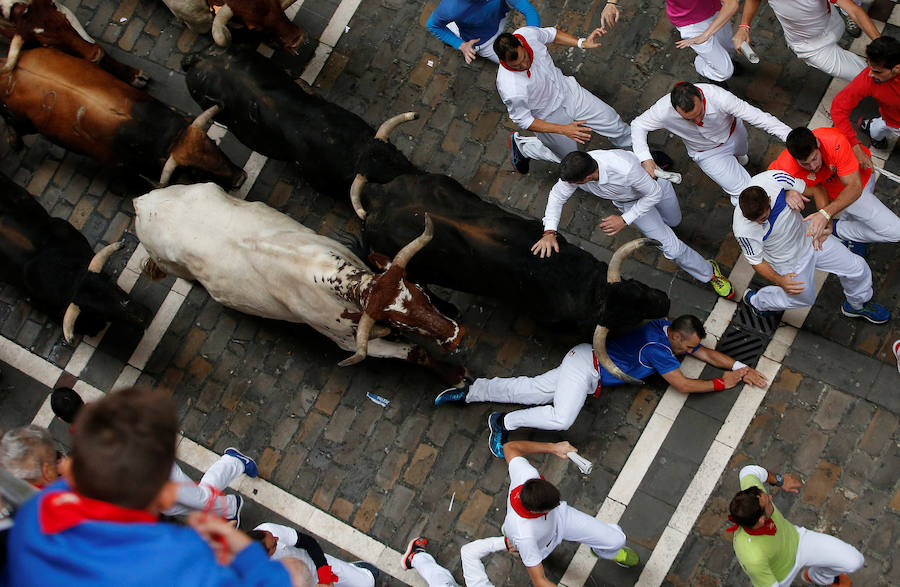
[0,0,672,386]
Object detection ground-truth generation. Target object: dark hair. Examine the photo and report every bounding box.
[70,387,176,510]
[493,33,522,63]
[670,82,701,112]
[248,530,268,543]
[866,36,900,69]
[729,486,765,528]
[739,186,770,221]
[785,127,817,160]
[670,314,706,340]
[51,387,84,424]
[559,151,599,182]
[520,478,561,512]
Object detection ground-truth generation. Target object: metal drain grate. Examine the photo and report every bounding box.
[715,302,783,367]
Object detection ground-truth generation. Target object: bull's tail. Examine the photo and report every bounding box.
[141,257,167,281]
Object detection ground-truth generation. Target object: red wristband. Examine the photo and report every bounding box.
[543,230,557,235]
[713,377,725,391]
[738,24,750,29]
[317,565,339,584]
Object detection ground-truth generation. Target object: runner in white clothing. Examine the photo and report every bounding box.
[530,149,734,298]
[494,26,632,174]
[632,82,791,204]
[733,0,879,81]
[163,447,257,526]
[500,440,639,585]
[735,170,891,323]
[400,535,514,586]
[250,522,379,586]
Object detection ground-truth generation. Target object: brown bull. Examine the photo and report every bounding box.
[0,0,148,87]
[211,0,305,52]
[0,48,244,189]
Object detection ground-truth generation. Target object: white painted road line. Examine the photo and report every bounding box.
[301,0,362,84]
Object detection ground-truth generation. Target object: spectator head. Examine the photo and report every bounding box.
[520,478,561,513]
[0,425,58,487]
[729,485,767,529]
[739,186,771,223]
[668,315,706,355]
[68,387,177,511]
[493,33,531,70]
[50,387,84,424]
[671,82,704,124]
[866,37,900,82]
[785,127,823,172]
[559,151,600,183]
[248,530,278,556]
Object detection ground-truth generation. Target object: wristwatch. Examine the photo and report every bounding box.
[773,473,784,487]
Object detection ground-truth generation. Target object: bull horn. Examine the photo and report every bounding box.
[593,325,643,385]
[191,104,221,130]
[350,174,368,220]
[87,242,122,273]
[390,214,433,270]
[211,5,234,47]
[159,155,177,186]
[62,303,81,344]
[607,237,657,283]
[1,34,24,73]
[374,112,418,141]
[338,313,375,367]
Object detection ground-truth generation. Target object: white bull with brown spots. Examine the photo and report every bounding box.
[133,183,466,383]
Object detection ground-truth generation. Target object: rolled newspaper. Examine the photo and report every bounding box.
[873,166,900,184]
[654,168,682,184]
[567,452,593,475]
[741,42,760,64]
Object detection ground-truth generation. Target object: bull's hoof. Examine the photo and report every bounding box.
[131,71,151,89]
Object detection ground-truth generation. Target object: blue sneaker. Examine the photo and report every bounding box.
[434,386,468,406]
[841,301,890,324]
[227,494,243,527]
[351,561,380,581]
[224,447,258,478]
[743,289,778,319]
[488,412,507,459]
[508,133,530,174]
[833,219,869,258]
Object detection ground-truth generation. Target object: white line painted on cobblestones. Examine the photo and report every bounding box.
[301,0,362,84]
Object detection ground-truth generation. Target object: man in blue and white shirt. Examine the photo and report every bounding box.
[734,170,890,323]
[425,0,540,64]
[435,315,766,457]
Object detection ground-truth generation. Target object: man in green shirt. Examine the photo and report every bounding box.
[728,465,863,586]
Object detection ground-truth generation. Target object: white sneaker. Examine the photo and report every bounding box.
[737,154,749,166]
[893,340,900,374]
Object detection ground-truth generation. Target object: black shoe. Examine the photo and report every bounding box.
[730,59,745,76]
[859,118,888,150]
[701,76,729,90]
[508,133,530,174]
[650,150,674,171]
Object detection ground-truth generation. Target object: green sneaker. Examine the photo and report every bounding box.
[707,259,734,299]
[613,547,640,568]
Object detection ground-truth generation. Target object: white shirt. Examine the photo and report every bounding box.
[496,26,574,129]
[542,149,663,231]
[769,0,836,50]
[503,457,564,567]
[732,170,809,274]
[631,84,792,162]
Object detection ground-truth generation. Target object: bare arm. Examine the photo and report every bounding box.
[692,346,768,387]
[676,0,740,48]
[504,440,574,463]
[750,259,806,295]
[526,563,557,587]
[802,172,861,248]
[661,367,748,394]
[528,117,593,144]
[732,0,763,51]
[835,0,881,40]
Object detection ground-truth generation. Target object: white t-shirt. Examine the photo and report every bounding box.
[769,0,837,51]
[732,170,810,274]
[503,457,564,567]
[631,84,791,161]
[496,26,574,129]
[542,150,663,231]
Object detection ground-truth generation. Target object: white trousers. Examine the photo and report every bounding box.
[164,456,242,518]
[749,237,872,311]
[677,13,736,82]
[515,79,632,163]
[622,179,714,282]
[791,10,865,82]
[868,117,900,141]
[691,120,750,203]
[461,536,507,587]
[776,527,864,586]
[468,343,597,431]
[412,552,459,587]
[833,178,900,243]
[503,505,626,561]
[447,17,506,64]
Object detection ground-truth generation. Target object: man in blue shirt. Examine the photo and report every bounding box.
[434,315,767,457]
[425,0,540,64]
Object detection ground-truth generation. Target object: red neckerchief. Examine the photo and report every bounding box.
[39,489,157,535]
[499,34,533,78]
[725,515,777,536]
[30,482,46,490]
[590,352,603,397]
[509,477,549,519]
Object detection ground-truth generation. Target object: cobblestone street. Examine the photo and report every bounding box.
[0,0,898,585]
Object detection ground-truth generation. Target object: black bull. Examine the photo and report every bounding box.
[0,173,150,339]
[182,48,670,334]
